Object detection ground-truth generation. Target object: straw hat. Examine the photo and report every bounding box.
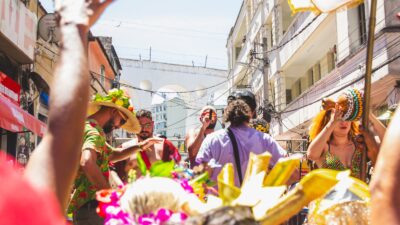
[88,89,141,133]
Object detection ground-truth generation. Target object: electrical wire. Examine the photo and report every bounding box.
[165,64,254,128]
[280,51,400,114]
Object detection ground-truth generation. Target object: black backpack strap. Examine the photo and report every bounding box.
[227,128,243,185]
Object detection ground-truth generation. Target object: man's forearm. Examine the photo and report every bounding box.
[109,146,141,163]
[188,128,206,162]
[82,163,110,190]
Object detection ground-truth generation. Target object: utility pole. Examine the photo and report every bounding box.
[262,37,269,108]
[149,46,152,61]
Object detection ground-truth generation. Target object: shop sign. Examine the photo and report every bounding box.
[0,0,37,61]
[0,71,21,105]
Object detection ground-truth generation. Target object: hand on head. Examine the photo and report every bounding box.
[329,104,344,126]
[200,109,216,129]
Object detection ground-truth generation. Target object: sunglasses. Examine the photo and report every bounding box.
[117,110,127,126]
[140,123,153,129]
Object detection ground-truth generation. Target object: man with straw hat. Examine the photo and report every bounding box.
[68,88,162,224]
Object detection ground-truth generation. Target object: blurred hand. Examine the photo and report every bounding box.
[139,137,163,151]
[55,0,115,29]
[88,0,115,27]
[328,104,344,126]
[200,116,212,129]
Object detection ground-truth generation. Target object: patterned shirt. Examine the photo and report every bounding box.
[68,119,114,214]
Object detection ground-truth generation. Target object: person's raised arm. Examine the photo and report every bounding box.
[109,137,163,163]
[187,117,211,165]
[307,107,342,162]
[24,0,114,212]
[369,112,386,142]
[370,106,400,224]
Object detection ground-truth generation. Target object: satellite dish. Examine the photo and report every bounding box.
[38,13,61,43]
[140,80,152,91]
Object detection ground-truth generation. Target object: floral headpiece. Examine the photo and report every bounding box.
[93,89,135,113]
[89,89,141,133]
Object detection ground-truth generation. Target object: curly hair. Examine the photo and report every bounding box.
[223,99,251,126]
[136,109,152,120]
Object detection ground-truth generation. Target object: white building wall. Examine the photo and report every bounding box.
[120,59,228,136]
[165,97,187,140]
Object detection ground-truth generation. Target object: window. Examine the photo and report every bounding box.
[308,69,314,88]
[163,105,166,111]
[358,4,367,46]
[286,89,292,104]
[314,63,321,82]
[297,79,301,94]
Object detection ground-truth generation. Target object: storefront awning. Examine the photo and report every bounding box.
[0,94,46,137]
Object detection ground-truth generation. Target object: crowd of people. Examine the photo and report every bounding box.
[1,1,400,225]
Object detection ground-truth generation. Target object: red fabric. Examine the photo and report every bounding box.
[0,93,46,136]
[163,139,181,162]
[140,151,152,170]
[0,153,67,225]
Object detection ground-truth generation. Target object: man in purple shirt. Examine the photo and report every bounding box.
[196,90,287,187]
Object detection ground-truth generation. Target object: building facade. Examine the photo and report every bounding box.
[227,0,400,139]
[88,35,120,94]
[0,0,122,164]
[0,0,44,164]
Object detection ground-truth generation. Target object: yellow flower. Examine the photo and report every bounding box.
[115,99,124,106]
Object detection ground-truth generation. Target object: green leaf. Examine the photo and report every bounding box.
[189,172,210,185]
[136,152,148,176]
[149,160,175,178]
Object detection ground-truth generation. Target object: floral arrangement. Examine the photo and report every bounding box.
[96,181,190,225]
[97,155,213,225]
[93,89,135,112]
[96,150,371,225]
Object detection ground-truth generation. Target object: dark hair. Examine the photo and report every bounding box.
[223,99,251,126]
[227,90,257,114]
[136,109,152,120]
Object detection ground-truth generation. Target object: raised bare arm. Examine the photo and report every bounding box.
[24,0,114,212]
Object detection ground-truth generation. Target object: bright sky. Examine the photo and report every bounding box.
[40,0,243,70]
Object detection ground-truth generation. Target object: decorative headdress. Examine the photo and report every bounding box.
[88,89,141,133]
[322,88,364,121]
[309,88,363,141]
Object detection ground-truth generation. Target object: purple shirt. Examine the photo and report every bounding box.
[196,125,287,187]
